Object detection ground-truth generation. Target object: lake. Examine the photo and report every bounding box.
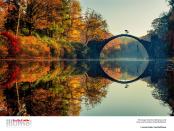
[0,59,173,116]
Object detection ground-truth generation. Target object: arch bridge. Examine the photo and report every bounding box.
[86,34,168,84]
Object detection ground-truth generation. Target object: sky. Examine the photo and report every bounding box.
[80,0,170,37]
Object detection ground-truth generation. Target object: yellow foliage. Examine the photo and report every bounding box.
[0,45,8,58]
[19,36,50,58]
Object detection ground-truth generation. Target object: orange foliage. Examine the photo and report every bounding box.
[0,0,7,30]
[26,0,62,30]
[103,67,122,80]
[17,62,50,83]
[0,45,8,58]
[0,62,50,88]
[19,36,50,58]
[68,0,83,42]
[103,38,121,51]
[0,0,13,30]
[0,62,8,75]
[0,32,21,57]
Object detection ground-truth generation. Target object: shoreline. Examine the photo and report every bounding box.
[0,58,174,62]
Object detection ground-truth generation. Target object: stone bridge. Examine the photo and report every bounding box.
[86,34,168,84]
[87,34,167,59]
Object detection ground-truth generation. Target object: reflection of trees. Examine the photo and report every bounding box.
[0,62,21,88]
[166,69,174,115]
[0,61,8,84]
[144,62,174,116]
[25,88,71,116]
[151,79,169,103]
[0,61,50,88]
[0,61,110,116]
[1,60,174,116]
[84,75,109,108]
[102,66,121,80]
[101,60,148,81]
[0,89,8,115]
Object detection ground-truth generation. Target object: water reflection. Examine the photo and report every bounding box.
[100,60,149,82]
[0,60,174,116]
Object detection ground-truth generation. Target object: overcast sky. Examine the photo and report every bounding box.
[80,0,170,37]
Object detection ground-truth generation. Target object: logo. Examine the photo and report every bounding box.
[6,119,32,128]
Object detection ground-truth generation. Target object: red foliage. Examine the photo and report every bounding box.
[0,63,21,88]
[0,32,21,57]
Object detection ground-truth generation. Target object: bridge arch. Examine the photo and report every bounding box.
[101,34,150,57]
[87,34,151,84]
[87,34,151,59]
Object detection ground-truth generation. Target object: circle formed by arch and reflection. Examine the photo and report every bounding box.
[100,34,149,83]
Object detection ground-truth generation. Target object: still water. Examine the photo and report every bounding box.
[0,59,174,116]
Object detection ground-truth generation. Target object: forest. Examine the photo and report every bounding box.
[0,0,110,59]
[148,0,174,58]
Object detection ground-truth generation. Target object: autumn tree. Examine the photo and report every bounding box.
[2,0,109,45]
[149,0,174,55]
[23,0,53,35]
[83,9,108,43]
[23,0,72,40]
[68,0,83,42]
[5,0,23,33]
[56,0,71,41]
[0,0,9,31]
[151,13,169,39]
[4,0,61,35]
